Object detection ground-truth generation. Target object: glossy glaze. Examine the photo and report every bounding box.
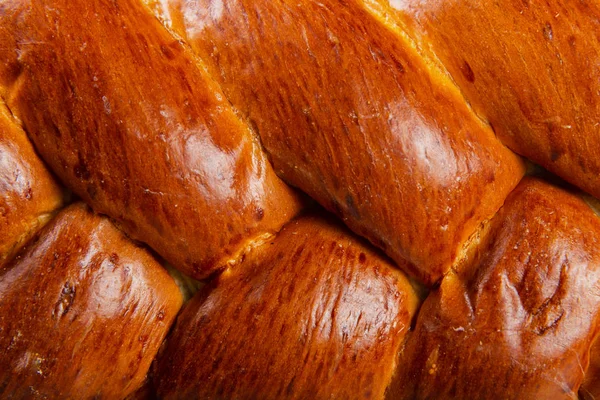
[0,0,303,280]
[384,0,600,199]
[147,0,525,285]
[0,100,64,267]
[153,213,419,399]
[0,203,183,399]
[387,178,600,399]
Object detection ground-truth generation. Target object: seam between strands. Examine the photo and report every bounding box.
[358,0,500,140]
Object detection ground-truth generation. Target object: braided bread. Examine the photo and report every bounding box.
[0,0,599,399]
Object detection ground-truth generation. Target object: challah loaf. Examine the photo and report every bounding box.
[0,203,182,398]
[154,214,418,399]
[2,0,600,399]
[0,99,64,266]
[383,0,600,201]
[0,0,303,280]
[146,0,525,285]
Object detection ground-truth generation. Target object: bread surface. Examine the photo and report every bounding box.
[1,0,600,398]
[385,0,600,200]
[0,99,64,266]
[0,0,303,280]
[148,0,525,285]
[388,178,600,399]
[154,213,418,399]
[0,203,182,398]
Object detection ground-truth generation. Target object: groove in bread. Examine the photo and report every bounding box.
[147,0,526,285]
[0,0,304,280]
[387,178,600,399]
[153,212,419,399]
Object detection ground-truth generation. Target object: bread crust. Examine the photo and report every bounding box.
[0,100,64,267]
[147,0,525,285]
[388,178,600,399]
[0,0,303,279]
[0,203,183,399]
[153,213,419,399]
[386,0,600,200]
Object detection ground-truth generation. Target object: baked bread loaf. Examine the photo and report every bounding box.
[0,0,303,280]
[146,0,525,285]
[1,0,600,399]
[389,178,600,399]
[154,214,418,399]
[0,99,64,266]
[0,203,182,398]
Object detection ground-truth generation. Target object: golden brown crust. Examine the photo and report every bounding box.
[0,100,64,267]
[153,213,419,399]
[0,0,303,280]
[148,0,525,285]
[385,0,600,200]
[2,0,599,396]
[387,178,600,399]
[0,203,183,399]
